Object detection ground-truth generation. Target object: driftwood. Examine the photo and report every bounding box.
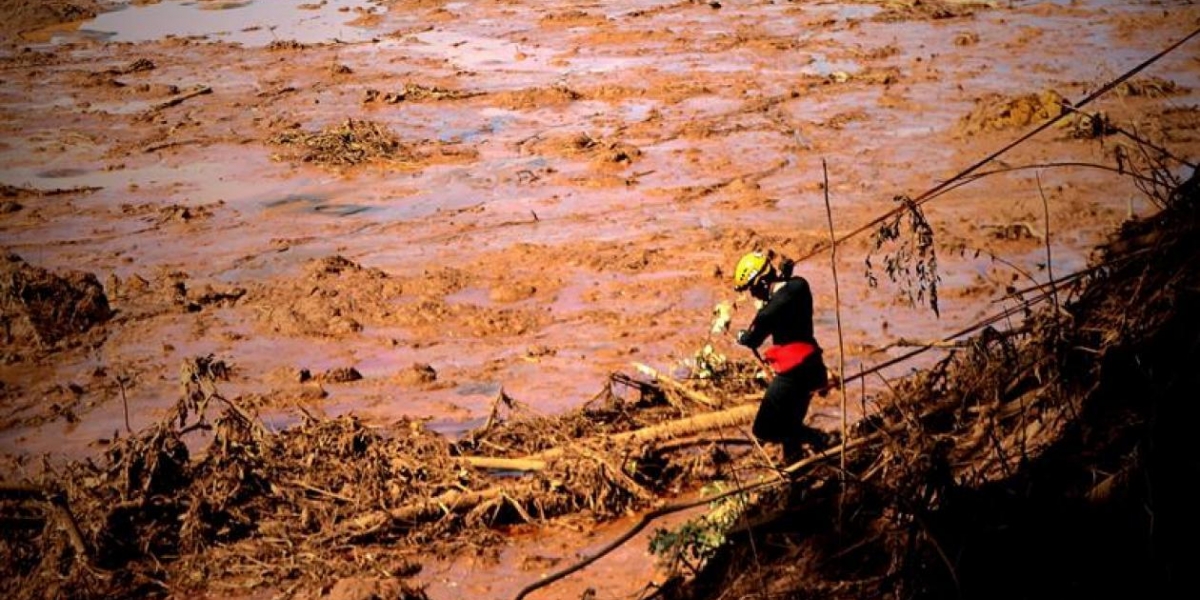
[461,403,759,472]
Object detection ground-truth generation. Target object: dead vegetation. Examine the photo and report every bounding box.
[268,119,478,169]
[269,119,417,167]
[872,0,989,23]
[0,331,775,599]
[362,83,477,104]
[523,131,643,169]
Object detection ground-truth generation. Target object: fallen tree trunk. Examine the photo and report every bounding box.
[461,403,759,472]
[337,404,763,535]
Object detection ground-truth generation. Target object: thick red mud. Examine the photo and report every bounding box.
[3,0,1200,598]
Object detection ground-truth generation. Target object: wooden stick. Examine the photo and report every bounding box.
[47,493,92,563]
[632,362,718,407]
[147,85,212,113]
[461,456,546,472]
[1035,171,1060,314]
[822,158,850,476]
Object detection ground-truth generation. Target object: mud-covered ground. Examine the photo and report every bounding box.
[3,0,1200,598]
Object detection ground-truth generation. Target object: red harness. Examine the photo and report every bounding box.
[762,342,816,374]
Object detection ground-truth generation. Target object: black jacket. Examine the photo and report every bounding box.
[737,278,819,350]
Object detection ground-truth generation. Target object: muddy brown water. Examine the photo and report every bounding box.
[3,0,1200,597]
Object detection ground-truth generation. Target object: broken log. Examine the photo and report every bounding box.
[461,403,758,472]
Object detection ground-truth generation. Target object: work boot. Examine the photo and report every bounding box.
[797,426,832,453]
[781,441,805,467]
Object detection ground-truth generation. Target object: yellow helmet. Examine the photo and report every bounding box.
[733,252,768,291]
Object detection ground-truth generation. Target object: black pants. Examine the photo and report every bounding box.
[752,354,828,453]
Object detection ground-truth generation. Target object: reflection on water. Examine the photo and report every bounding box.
[73,0,380,45]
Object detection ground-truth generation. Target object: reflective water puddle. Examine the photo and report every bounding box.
[71,0,382,45]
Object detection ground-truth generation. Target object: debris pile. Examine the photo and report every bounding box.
[0,343,769,599]
[270,119,417,167]
[0,253,112,356]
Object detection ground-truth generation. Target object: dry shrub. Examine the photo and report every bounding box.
[270,119,416,166]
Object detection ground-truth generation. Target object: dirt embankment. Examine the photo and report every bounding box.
[668,170,1200,599]
[0,0,110,40]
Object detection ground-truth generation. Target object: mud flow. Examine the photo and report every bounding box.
[2,0,1199,598]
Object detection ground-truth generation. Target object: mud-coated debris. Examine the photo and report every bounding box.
[524,345,556,359]
[873,0,984,22]
[298,381,329,400]
[320,366,363,383]
[267,39,309,51]
[526,132,641,168]
[2,183,39,200]
[121,58,155,74]
[320,576,427,600]
[489,283,537,303]
[250,255,404,338]
[185,283,247,307]
[957,89,1069,135]
[1115,76,1185,98]
[0,200,22,214]
[362,83,475,104]
[396,363,438,386]
[157,204,213,223]
[0,253,112,348]
[953,31,980,46]
[270,119,416,166]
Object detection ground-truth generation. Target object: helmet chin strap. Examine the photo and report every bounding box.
[749,276,773,301]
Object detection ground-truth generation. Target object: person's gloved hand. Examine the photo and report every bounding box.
[736,329,753,347]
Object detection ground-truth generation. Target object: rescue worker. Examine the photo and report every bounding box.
[732,250,831,464]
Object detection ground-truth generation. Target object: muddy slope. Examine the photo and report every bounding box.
[671,172,1200,599]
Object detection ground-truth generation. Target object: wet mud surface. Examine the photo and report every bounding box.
[3,0,1200,598]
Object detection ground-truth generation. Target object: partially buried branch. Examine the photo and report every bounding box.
[1,483,92,567]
